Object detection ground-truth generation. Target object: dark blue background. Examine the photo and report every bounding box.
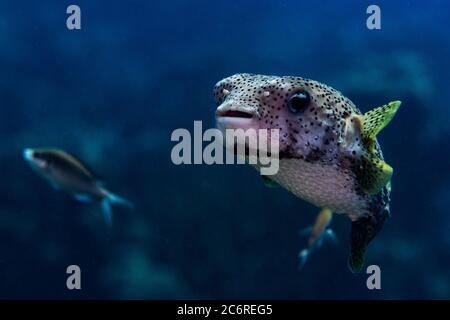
[0,0,449,299]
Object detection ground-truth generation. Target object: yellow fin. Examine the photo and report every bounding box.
[361,101,401,151]
[355,153,393,195]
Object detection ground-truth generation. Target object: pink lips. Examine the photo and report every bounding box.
[215,110,257,132]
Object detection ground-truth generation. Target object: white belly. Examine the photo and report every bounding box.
[271,159,366,219]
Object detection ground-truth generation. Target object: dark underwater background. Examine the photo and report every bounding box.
[0,0,449,299]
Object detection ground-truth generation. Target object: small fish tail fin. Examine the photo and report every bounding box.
[101,199,113,226]
[323,229,338,245]
[102,189,134,209]
[298,249,309,270]
[100,189,134,226]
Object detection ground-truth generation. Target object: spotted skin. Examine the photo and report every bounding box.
[214,73,393,272]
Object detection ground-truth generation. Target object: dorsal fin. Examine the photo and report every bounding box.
[48,149,105,182]
[360,101,401,152]
[74,156,105,182]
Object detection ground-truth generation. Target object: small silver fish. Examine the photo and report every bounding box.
[298,208,337,269]
[23,148,133,225]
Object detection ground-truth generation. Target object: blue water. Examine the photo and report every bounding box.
[0,0,449,299]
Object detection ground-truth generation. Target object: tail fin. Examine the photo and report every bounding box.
[348,213,387,273]
[298,249,309,270]
[101,199,113,226]
[106,191,134,209]
[100,190,134,225]
[298,227,337,270]
[324,229,338,245]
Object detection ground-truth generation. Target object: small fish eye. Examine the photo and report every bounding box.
[288,91,310,113]
[33,152,42,159]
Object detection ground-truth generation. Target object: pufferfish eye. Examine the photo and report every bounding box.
[288,91,310,113]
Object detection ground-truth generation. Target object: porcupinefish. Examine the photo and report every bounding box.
[214,73,400,273]
[23,148,133,225]
[298,208,337,269]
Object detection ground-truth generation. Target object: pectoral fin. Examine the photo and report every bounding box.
[355,153,393,195]
[261,175,279,188]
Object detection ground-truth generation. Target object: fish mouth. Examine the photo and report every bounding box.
[215,108,257,132]
[23,148,47,169]
[215,110,254,119]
